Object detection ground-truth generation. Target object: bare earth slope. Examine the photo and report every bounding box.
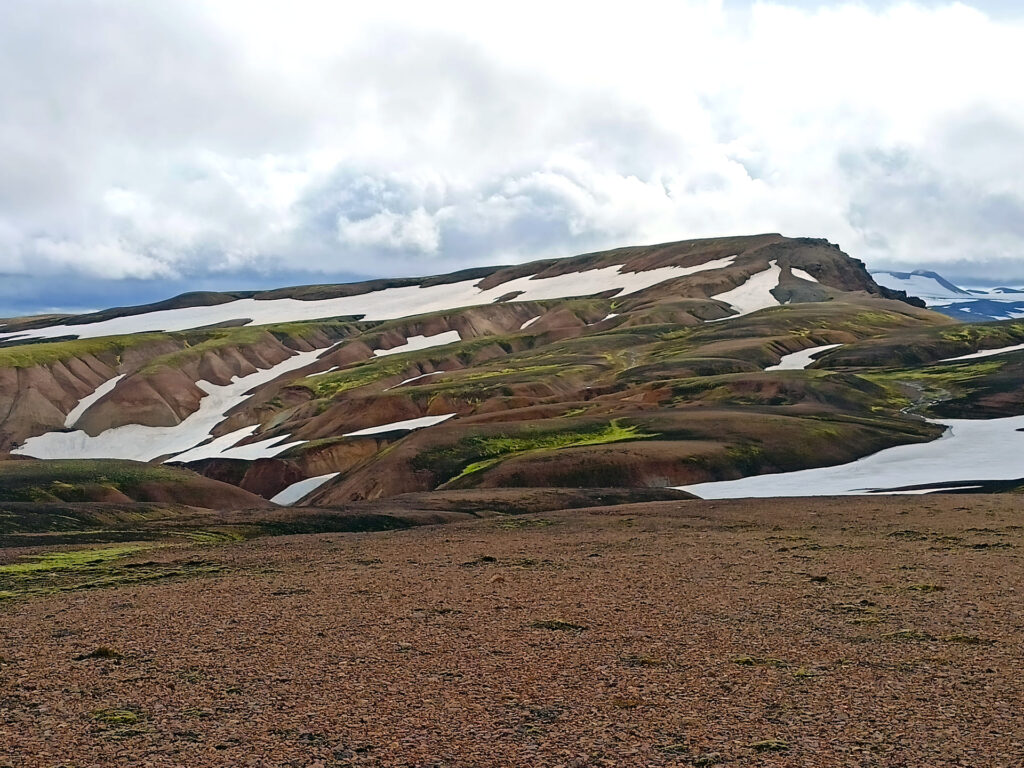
[2,496,1021,766]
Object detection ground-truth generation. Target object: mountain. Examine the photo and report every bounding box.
[4,232,1024,526]
[872,268,1024,321]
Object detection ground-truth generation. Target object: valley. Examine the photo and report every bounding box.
[3,234,1024,766]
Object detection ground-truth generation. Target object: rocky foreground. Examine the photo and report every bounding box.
[2,495,1022,767]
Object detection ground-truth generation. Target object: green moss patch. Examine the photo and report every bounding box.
[417,420,657,487]
[0,333,168,368]
[0,460,192,503]
[0,543,225,601]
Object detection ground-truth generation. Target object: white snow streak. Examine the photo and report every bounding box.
[765,343,842,371]
[64,375,126,428]
[384,371,443,390]
[520,316,541,329]
[270,473,340,506]
[374,331,461,357]
[342,413,456,437]
[871,485,984,495]
[941,343,1024,362]
[305,366,339,377]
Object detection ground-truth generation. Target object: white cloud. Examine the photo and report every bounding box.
[338,207,442,253]
[1,0,1024,293]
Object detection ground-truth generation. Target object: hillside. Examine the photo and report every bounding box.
[3,233,1024,512]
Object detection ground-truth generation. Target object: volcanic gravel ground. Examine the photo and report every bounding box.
[2,496,1023,766]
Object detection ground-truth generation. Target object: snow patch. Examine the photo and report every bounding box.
[520,315,541,330]
[271,473,340,506]
[710,260,782,320]
[765,343,842,371]
[790,268,818,283]
[305,366,339,377]
[374,331,462,357]
[384,371,443,390]
[677,415,1024,498]
[170,430,305,463]
[64,375,126,428]
[941,342,1024,362]
[343,413,456,437]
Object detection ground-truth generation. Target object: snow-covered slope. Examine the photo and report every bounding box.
[871,269,1024,321]
[13,348,326,462]
[0,257,737,344]
[870,270,974,305]
[709,260,782,319]
[679,415,1024,498]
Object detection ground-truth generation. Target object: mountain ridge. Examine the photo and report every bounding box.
[4,233,1024,514]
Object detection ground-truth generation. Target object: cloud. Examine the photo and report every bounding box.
[2,0,1024,308]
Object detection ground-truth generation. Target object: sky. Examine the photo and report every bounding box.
[2,0,1024,316]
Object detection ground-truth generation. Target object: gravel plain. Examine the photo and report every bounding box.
[2,495,1023,767]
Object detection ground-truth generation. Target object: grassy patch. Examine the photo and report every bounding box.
[298,358,411,398]
[92,708,143,725]
[863,360,1005,409]
[0,334,167,368]
[749,738,789,753]
[0,460,193,503]
[907,583,946,593]
[0,544,225,600]
[0,545,149,575]
[419,419,657,486]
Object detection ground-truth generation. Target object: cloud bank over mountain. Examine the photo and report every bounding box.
[2,0,1024,314]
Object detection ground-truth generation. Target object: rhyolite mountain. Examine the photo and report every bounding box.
[3,232,1024,518]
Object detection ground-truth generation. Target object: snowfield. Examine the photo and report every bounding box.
[765,343,842,371]
[870,270,975,305]
[14,348,325,462]
[64,375,126,428]
[0,257,737,343]
[270,473,340,506]
[678,415,1024,498]
[710,260,782,319]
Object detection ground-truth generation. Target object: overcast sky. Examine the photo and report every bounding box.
[2,0,1024,315]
